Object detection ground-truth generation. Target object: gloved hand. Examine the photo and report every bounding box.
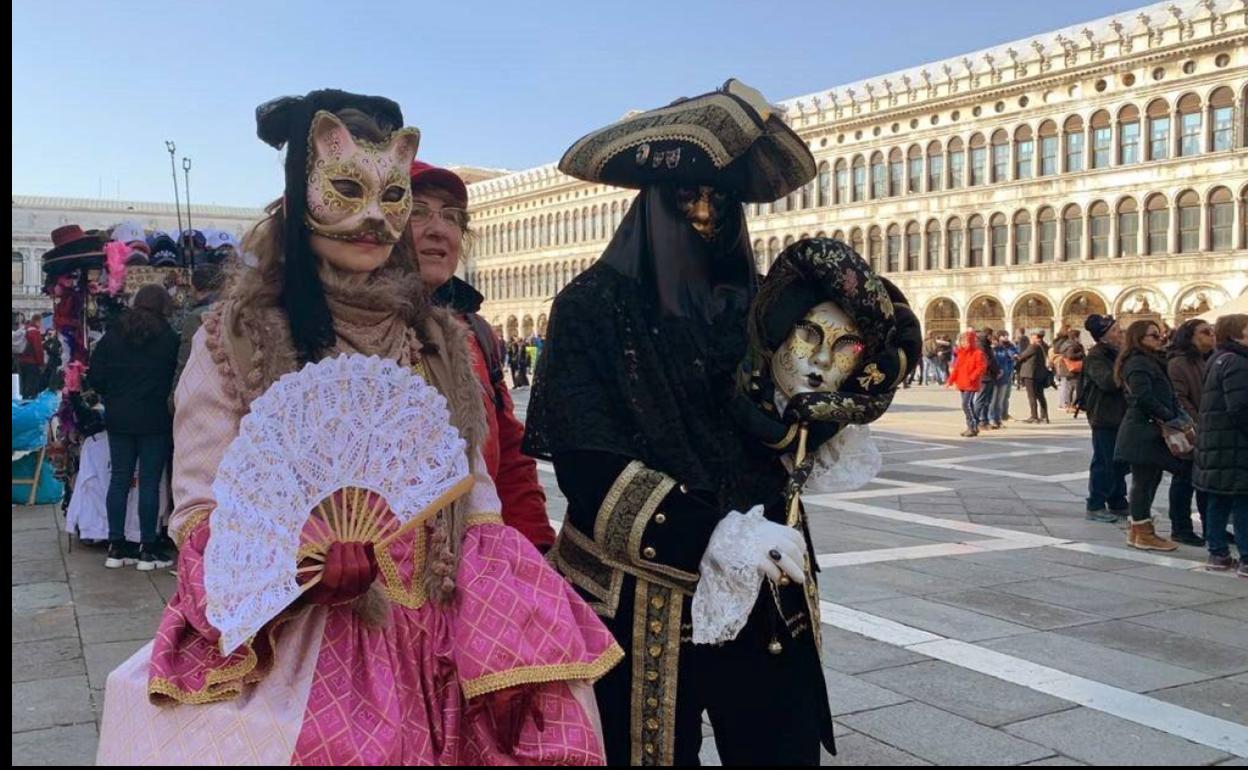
[301,541,379,605]
[709,507,806,585]
[482,685,545,754]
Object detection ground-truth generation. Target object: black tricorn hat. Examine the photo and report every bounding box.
[559,79,816,203]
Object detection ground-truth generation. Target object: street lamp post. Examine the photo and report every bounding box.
[182,157,194,269]
[165,141,184,237]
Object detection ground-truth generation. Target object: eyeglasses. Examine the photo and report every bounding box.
[409,202,468,230]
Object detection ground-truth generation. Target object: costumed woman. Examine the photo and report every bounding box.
[524,80,920,765]
[96,89,620,766]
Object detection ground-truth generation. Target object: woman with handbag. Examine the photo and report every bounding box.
[1165,319,1215,546]
[1114,320,1191,551]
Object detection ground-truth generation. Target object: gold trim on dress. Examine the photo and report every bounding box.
[459,644,625,700]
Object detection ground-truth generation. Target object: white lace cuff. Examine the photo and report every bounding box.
[691,505,766,645]
[803,424,881,494]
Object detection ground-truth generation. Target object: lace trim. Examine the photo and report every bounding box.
[459,644,625,700]
[690,507,766,645]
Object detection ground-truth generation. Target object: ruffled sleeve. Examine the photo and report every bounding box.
[451,520,623,699]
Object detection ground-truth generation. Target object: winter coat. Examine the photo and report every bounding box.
[1114,349,1187,471]
[992,343,1017,384]
[1082,342,1126,429]
[1166,351,1207,425]
[948,345,987,392]
[88,322,179,435]
[1193,341,1248,495]
[1017,340,1050,382]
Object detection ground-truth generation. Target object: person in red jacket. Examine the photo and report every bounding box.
[408,160,555,550]
[947,329,988,437]
[17,313,47,399]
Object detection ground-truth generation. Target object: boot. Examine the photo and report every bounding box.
[1128,519,1179,552]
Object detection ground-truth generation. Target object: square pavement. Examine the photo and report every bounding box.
[11,387,1247,765]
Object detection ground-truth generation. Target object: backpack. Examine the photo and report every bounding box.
[466,313,507,411]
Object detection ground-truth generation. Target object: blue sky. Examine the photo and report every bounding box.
[12,0,1146,207]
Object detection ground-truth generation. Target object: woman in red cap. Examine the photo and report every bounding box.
[407,160,556,551]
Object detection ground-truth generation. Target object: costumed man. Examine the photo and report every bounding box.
[95,89,620,766]
[524,80,920,765]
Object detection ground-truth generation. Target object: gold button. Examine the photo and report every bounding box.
[651,595,665,609]
[642,546,656,559]
[645,743,655,754]
[654,513,667,524]
[646,718,660,731]
[648,645,662,658]
[649,620,663,633]
[647,697,658,708]
[646,670,659,681]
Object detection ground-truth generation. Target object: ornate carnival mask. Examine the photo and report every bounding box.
[305,111,421,244]
[675,185,730,241]
[772,301,865,399]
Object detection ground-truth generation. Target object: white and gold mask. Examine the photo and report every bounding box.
[772,301,864,399]
[304,111,421,244]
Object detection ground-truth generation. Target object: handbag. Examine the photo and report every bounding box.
[1156,420,1195,459]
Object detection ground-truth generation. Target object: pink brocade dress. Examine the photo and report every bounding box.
[94,328,621,766]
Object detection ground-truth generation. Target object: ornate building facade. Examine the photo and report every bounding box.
[11,196,264,315]
[464,0,1247,342]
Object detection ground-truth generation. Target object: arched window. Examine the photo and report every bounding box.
[888,148,904,197]
[834,159,848,204]
[1210,87,1235,152]
[1209,187,1233,250]
[1038,120,1059,176]
[886,224,901,271]
[907,146,922,194]
[1090,110,1112,169]
[1037,207,1056,262]
[868,225,883,271]
[946,217,963,269]
[817,161,831,206]
[610,202,619,232]
[991,129,1009,183]
[1177,93,1202,157]
[1119,105,1141,164]
[849,227,864,257]
[1089,201,1110,258]
[968,215,985,267]
[905,222,920,271]
[12,250,24,286]
[774,192,789,214]
[1178,190,1200,252]
[592,207,601,240]
[870,152,887,199]
[1146,194,1169,255]
[852,156,867,201]
[582,208,590,241]
[830,229,843,241]
[1147,99,1170,161]
[799,179,812,209]
[1064,115,1085,172]
[1013,211,1031,265]
[989,213,1007,266]
[555,212,563,245]
[1063,204,1083,260]
[1015,126,1034,180]
[947,137,965,190]
[969,133,987,186]
[926,140,943,192]
[783,235,795,249]
[1117,198,1138,257]
[766,237,780,264]
[925,220,941,270]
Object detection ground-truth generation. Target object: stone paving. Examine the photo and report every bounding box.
[11,386,1248,765]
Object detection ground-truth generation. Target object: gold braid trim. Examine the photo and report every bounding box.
[173,508,212,549]
[460,643,624,700]
[465,512,503,528]
[594,462,697,583]
[629,581,683,766]
[146,607,308,706]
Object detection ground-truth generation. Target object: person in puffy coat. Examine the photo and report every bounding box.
[1164,318,1215,545]
[947,330,987,437]
[1193,314,1248,575]
[407,161,555,550]
[1113,319,1189,552]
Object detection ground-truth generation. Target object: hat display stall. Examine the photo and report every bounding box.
[41,225,106,277]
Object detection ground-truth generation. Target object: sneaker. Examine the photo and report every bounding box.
[1171,531,1206,547]
[1085,509,1119,523]
[136,545,175,571]
[104,541,138,569]
[1205,553,1236,572]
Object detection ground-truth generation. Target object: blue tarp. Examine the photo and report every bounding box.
[12,390,59,453]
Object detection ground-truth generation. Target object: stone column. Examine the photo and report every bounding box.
[1169,200,1179,256]
[1109,212,1119,258]
[1199,200,1210,253]
[1082,214,1092,262]
[1234,190,1245,250]
[1031,220,1041,265]
[1172,107,1182,159]
[1006,224,1016,267]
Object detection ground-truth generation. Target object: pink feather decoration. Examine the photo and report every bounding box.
[104,240,129,295]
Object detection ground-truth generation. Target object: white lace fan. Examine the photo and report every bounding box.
[204,354,473,654]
